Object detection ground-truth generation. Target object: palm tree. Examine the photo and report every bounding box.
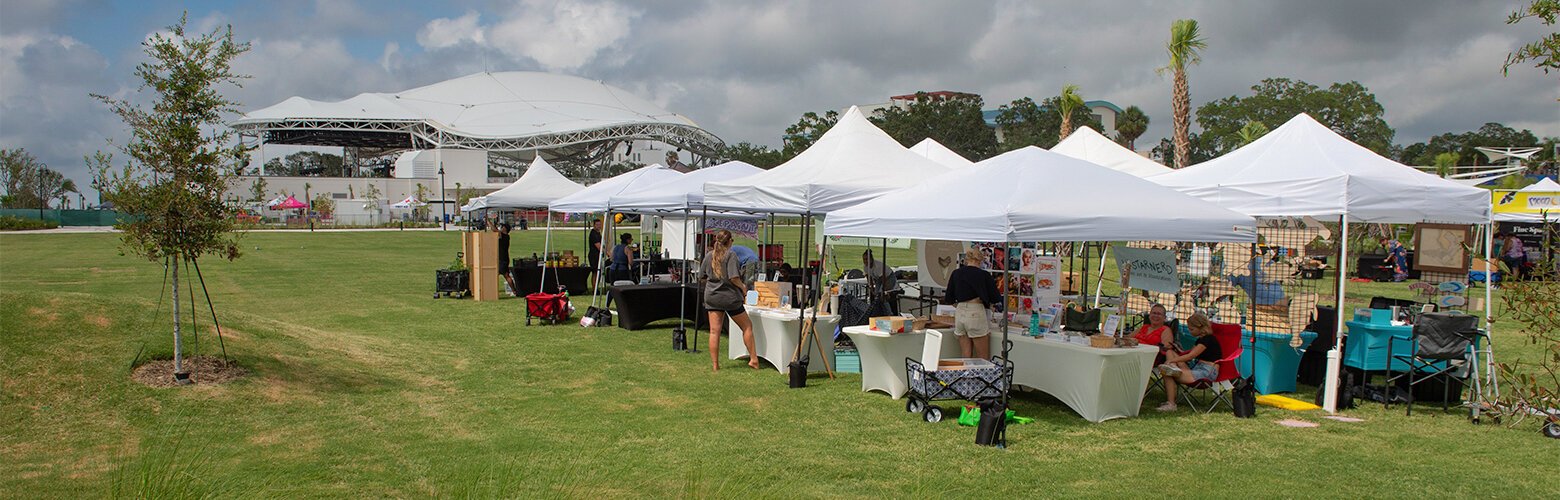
[1114,106,1150,150]
[1160,19,1207,168]
[1057,84,1085,140]
[1236,120,1269,147]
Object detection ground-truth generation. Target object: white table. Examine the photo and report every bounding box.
[989,330,1158,423]
[728,306,839,374]
[841,325,964,399]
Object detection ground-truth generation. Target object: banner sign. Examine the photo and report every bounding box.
[1493,189,1560,215]
[1114,246,1179,294]
[705,217,758,237]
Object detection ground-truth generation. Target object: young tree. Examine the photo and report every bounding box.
[1056,84,1085,141]
[1114,105,1150,150]
[1433,152,1460,178]
[89,15,251,383]
[248,177,268,203]
[1160,19,1207,168]
[1236,120,1269,147]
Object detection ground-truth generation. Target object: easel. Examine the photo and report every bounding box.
[791,233,836,379]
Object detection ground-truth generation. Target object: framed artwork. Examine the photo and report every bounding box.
[1412,223,1473,274]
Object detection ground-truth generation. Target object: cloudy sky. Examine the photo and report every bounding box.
[2,0,1556,193]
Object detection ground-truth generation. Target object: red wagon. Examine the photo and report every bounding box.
[525,287,571,325]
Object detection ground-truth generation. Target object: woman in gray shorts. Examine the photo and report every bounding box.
[703,230,756,371]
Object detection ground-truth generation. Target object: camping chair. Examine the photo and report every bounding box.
[1384,312,1484,415]
[1138,316,1181,400]
[1180,322,1245,414]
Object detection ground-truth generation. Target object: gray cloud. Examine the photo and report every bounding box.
[3,0,1557,194]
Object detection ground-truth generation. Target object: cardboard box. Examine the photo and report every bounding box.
[936,358,996,370]
[871,316,912,334]
[928,314,955,329]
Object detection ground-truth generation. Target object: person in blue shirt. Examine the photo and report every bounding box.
[1228,255,1285,305]
[730,244,760,281]
[1380,237,1409,282]
[610,233,637,283]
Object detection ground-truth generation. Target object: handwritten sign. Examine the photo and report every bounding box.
[705,217,758,237]
[1114,247,1179,294]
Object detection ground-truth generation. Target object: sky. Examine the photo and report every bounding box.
[2,0,1557,196]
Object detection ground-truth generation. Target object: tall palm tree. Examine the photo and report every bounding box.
[1114,105,1150,150]
[1160,19,1207,168]
[1057,84,1085,140]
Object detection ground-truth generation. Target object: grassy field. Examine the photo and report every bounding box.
[2,229,1556,498]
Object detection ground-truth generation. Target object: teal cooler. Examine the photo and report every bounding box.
[1237,331,1317,394]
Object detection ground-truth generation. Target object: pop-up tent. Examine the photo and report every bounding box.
[460,196,488,213]
[1051,126,1172,178]
[702,106,952,214]
[826,146,1255,242]
[390,196,426,209]
[909,138,975,169]
[484,156,585,209]
[275,195,309,210]
[608,161,764,213]
[1494,177,1560,223]
[1150,113,1493,412]
[549,164,682,214]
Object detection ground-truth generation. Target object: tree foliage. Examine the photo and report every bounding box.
[782,110,839,159]
[1196,78,1394,155]
[1,148,78,209]
[1432,152,1460,178]
[259,151,343,177]
[1236,120,1270,147]
[993,96,1101,151]
[1114,105,1150,150]
[1150,133,1218,167]
[718,142,785,169]
[1396,122,1547,167]
[871,92,999,161]
[1504,0,1560,75]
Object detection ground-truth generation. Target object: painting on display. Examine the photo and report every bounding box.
[1413,223,1473,274]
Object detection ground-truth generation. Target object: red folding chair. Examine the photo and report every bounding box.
[1181,322,1245,413]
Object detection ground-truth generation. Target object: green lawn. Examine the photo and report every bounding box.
[2,230,1556,498]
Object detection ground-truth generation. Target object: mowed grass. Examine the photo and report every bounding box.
[2,229,1557,498]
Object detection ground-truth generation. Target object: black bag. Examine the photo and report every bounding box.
[582,306,612,327]
[1232,377,1256,418]
[1314,370,1356,409]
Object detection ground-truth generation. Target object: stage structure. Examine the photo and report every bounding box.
[231,71,725,175]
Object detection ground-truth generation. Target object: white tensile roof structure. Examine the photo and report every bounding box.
[824,146,1255,243]
[548,165,683,214]
[480,156,585,209]
[702,106,953,214]
[1151,113,1491,224]
[1050,126,1172,177]
[231,72,724,168]
[609,161,766,213]
[909,138,975,168]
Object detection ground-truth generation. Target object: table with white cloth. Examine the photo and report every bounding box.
[841,326,964,399]
[728,306,840,374]
[989,330,1159,423]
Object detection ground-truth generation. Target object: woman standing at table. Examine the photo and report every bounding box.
[611,232,637,283]
[1156,312,1221,412]
[703,230,756,371]
[943,248,1000,360]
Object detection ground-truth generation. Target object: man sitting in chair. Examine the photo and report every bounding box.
[863,250,899,314]
[1227,257,1286,305]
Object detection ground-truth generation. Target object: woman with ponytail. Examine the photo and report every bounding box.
[702,229,756,371]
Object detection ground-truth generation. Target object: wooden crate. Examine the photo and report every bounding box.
[753,281,792,308]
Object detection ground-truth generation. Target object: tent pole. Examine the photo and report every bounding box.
[542,214,554,299]
[675,207,689,352]
[1323,215,1349,412]
[1092,243,1110,309]
[693,206,708,354]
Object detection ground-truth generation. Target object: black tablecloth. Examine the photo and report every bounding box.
[609,283,707,330]
[514,266,594,295]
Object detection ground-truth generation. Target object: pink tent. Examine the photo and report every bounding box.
[273,195,308,210]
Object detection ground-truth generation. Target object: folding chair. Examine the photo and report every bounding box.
[1385,312,1484,416]
[1181,322,1245,413]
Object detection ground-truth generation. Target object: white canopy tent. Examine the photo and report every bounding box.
[1494,177,1560,223]
[1149,113,1493,413]
[909,138,976,169]
[460,197,488,213]
[390,196,426,209]
[1051,126,1173,178]
[702,106,953,215]
[484,156,585,209]
[1150,114,1490,224]
[608,161,765,214]
[824,146,1256,242]
[549,165,683,214]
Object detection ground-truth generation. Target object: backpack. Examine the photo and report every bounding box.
[580,306,612,327]
[1231,377,1257,418]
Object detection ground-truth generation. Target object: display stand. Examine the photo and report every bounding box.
[463,231,500,301]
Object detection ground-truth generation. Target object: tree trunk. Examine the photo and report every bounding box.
[1172,69,1191,168]
[1060,115,1073,142]
[171,255,184,378]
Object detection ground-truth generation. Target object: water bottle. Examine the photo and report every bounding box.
[1030,312,1040,336]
